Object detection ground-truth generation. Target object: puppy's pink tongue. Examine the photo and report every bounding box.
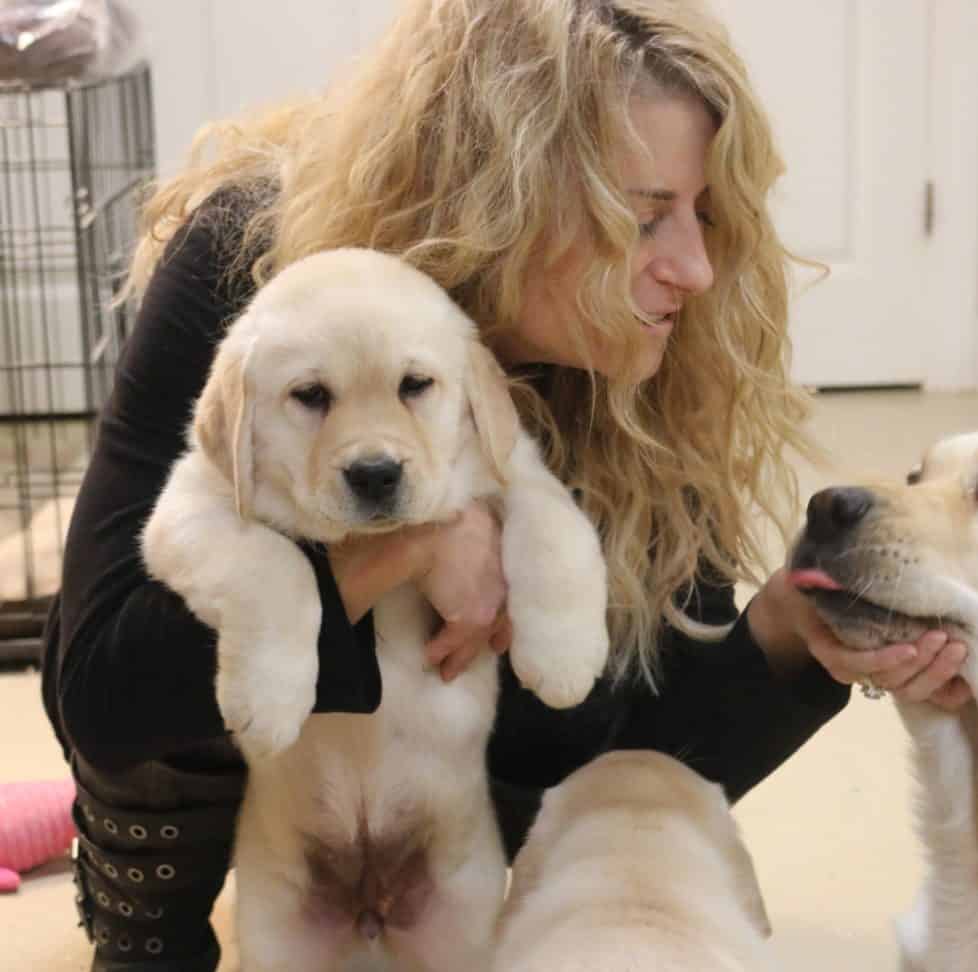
[787,569,844,591]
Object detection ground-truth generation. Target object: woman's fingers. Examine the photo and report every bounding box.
[810,635,918,685]
[928,676,974,712]
[439,638,488,682]
[427,610,512,677]
[489,614,513,655]
[869,632,947,690]
[890,641,968,704]
[804,610,974,707]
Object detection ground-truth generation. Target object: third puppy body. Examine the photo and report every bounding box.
[494,750,778,972]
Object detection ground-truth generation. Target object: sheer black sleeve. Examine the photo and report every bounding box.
[612,574,850,802]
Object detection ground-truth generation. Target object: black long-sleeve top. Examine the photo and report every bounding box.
[41,195,850,819]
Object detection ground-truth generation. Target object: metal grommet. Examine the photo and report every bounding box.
[96,927,111,945]
[103,819,119,835]
[160,825,180,840]
[96,892,111,907]
[118,902,134,917]
[128,824,148,840]
[156,864,175,880]
[126,867,144,884]
[118,936,132,953]
[146,937,164,955]
[145,905,164,920]
[104,863,118,879]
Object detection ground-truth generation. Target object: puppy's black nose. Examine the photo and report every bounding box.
[805,487,874,542]
[344,457,403,504]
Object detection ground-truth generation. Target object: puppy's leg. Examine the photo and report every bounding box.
[142,456,320,760]
[895,700,978,972]
[395,814,507,972]
[235,854,344,972]
[501,433,610,708]
[895,886,929,972]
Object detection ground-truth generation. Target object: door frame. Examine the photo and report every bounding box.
[925,0,978,390]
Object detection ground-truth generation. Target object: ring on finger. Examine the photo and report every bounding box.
[859,676,887,701]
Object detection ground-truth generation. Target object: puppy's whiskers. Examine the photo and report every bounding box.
[887,559,909,629]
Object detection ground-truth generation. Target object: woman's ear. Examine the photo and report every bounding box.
[193,330,258,519]
[464,341,520,484]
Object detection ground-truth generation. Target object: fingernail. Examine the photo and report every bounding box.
[426,647,448,664]
[926,631,949,650]
[898,646,918,662]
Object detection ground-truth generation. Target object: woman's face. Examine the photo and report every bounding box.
[501,91,717,381]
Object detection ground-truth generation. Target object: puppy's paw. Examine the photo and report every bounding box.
[216,628,318,761]
[508,610,609,709]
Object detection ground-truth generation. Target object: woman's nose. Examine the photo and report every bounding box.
[652,224,714,296]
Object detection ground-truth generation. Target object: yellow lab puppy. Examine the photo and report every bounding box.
[141,249,610,972]
[788,432,978,972]
[494,750,777,972]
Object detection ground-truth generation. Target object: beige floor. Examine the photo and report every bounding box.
[1,389,976,971]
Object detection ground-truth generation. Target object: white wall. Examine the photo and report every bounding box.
[129,0,397,177]
[127,1,217,178]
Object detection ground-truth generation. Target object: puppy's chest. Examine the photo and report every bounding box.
[297,584,498,773]
[372,584,499,746]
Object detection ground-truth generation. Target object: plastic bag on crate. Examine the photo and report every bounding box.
[0,0,142,85]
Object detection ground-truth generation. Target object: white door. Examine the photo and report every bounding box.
[710,0,930,388]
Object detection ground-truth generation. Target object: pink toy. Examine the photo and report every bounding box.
[0,779,77,892]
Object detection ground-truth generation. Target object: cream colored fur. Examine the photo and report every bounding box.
[140,248,609,972]
[788,432,978,972]
[493,750,777,972]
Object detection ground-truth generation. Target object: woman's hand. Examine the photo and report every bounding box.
[329,500,512,683]
[414,501,512,681]
[748,568,973,711]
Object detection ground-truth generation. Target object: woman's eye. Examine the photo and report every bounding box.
[290,383,332,410]
[638,216,662,239]
[639,211,715,239]
[400,375,434,399]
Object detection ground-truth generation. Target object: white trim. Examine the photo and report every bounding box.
[924,0,978,390]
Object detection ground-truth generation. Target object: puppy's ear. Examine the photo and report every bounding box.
[728,828,772,938]
[194,333,257,519]
[465,342,519,484]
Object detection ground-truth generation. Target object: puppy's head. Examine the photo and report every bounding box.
[788,431,978,649]
[193,248,519,540]
[519,751,771,938]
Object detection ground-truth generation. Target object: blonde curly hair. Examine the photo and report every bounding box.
[128,0,814,687]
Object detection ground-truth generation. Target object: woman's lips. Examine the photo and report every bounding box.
[641,310,678,332]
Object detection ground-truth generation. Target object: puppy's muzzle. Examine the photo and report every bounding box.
[343,456,404,513]
[803,486,875,544]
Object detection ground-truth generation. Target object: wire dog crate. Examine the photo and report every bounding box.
[0,63,155,660]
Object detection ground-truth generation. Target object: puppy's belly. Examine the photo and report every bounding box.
[244,584,501,942]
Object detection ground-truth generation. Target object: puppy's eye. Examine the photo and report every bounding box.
[906,465,922,486]
[290,383,332,410]
[399,375,434,399]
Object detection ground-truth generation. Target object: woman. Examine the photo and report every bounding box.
[42,1,969,969]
